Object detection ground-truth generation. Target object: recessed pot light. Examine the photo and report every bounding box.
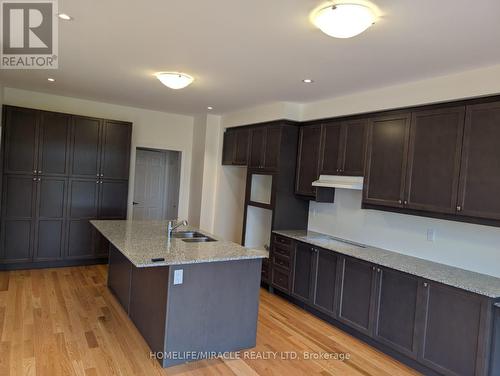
[57,13,73,21]
[155,72,194,89]
[207,106,214,110]
[312,3,376,38]
[47,78,55,82]
[302,79,314,83]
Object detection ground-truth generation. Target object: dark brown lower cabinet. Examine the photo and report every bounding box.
[419,282,491,376]
[311,248,338,316]
[275,234,499,376]
[373,267,421,358]
[337,256,377,335]
[291,242,316,302]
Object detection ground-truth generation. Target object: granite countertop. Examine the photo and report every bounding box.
[274,229,500,299]
[91,220,268,268]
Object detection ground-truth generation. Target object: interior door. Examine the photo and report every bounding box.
[405,107,465,214]
[3,106,38,175]
[70,116,102,178]
[0,175,37,261]
[100,120,132,179]
[38,111,71,176]
[133,149,166,220]
[363,113,411,207]
[457,101,500,220]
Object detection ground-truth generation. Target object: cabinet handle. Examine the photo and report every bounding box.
[33,170,37,174]
[404,200,408,205]
[38,170,42,174]
[457,205,462,212]
[423,282,428,288]
[372,266,376,271]
[398,200,402,204]
[33,177,37,181]
[377,268,381,273]
[100,174,104,177]
[96,180,100,184]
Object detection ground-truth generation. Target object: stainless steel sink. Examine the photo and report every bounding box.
[182,237,216,243]
[172,231,207,238]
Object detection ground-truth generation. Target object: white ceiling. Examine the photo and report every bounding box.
[1,0,500,115]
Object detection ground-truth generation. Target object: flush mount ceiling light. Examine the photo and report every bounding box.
[312,3,376,38]
[155,72,194,90]
[207,106,214,110]
[302,79,314,83]
[47,78,55,82]
[57,13,73,21]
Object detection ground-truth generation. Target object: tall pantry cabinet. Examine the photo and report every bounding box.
[0,105,132,269]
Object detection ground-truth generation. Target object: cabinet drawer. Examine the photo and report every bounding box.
[272,253,290,270]
[274,234,292,248]
[273,243,291,258]
[272,267,290,292]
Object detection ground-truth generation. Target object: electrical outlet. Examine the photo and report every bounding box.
[173,269,183,285]
[426,229,436,242]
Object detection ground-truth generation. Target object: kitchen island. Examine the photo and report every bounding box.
[91,220,268,368]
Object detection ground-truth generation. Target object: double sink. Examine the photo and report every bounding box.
[172,231,216,243]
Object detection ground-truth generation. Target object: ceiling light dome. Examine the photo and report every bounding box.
[155,72,194,89]
[312,3,376,39]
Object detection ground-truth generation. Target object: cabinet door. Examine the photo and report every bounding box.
[319,122,342,175]
[70,116,102,178]
[419,282,489,376]
[341,119,367,176]
[248,127,266,168]
[263,126,281,170]
[66,178,99,259]
[234,129,249,165]
[312,248,338,316]
[373,268,420,358]
[291,242,316,302]
[295,125,321,196]
[3,107,38,175]
[38,111,71,176]
[405,107,465,214]
[34,177,67,261]
[100,120,132,180]
[222,131,236,165]
[457,101,500,220]
[0,175,36,261]
[337,257,376,335]
[98,180,129,219]
[363,113,411,207]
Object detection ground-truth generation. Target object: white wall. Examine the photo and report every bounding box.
[188,115,207,227]
[213,63,500,276]
[309,191,500,278]
[3,87,194,220]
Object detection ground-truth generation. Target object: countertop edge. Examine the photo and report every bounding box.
[273,230,500,299]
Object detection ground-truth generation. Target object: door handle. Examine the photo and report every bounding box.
[132,202,139,205]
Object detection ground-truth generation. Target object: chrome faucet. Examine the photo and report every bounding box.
[167,219,188,239]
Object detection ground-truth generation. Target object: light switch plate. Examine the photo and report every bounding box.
[173,269,183,285]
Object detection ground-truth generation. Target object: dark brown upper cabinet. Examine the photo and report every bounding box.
[234,128,249,165]
[100,121,132,180]
[295,125,321,197]
[70,116,102,178]
[222,127,249,166]
[248,127,266,169]
[247,125,282,170]
[38,112,71,176]
[363,113,411,208]
[319,121,342,175]
[222,131,236,165]
[405,107,465,214]
[320,120,367,176]
[457,101,500,220]
[3,107,38,175]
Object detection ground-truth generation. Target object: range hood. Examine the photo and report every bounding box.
[312,175,364,190]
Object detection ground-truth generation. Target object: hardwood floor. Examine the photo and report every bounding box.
[0,265,421,375]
